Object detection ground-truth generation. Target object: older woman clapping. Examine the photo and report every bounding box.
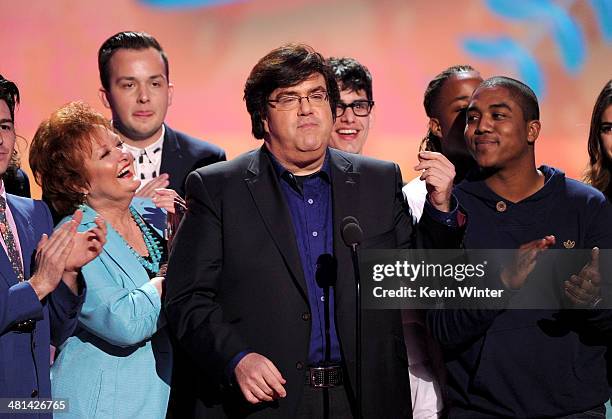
[29,102,180,419]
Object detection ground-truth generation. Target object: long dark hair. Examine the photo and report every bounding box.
[584,80,612,198]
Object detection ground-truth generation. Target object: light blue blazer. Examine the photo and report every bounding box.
[51,200,171,419]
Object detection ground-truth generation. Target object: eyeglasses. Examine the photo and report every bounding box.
[268,91,329,110]
[336,100,374,117]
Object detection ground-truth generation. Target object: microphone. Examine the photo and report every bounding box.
[341,216,363,249]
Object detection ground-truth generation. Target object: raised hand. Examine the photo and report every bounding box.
[28,219,78,300]
[501,235,556,290]
[415,151,455,212]
[235,352,287,404]
[152,188,186,215]
[64,211,107,273]
[135,174,170,198]
[565,247,601,307]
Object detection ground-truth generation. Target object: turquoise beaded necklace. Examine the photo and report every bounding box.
[125,206,163,273]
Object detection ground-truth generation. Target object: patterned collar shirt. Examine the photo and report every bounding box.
[0,180,24,278]
[121,125,165,190]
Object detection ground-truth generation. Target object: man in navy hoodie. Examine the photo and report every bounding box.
[427,76,612,418]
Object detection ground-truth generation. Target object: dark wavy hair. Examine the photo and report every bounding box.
[30,102,111,216]
[0,74,25,177]
[327,56,373,101]
[420,65,477,152]
[584,80,612,198]
[244,43,340,139]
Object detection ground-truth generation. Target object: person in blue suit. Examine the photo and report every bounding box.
[29,101,181,419]
[0,75,106,419]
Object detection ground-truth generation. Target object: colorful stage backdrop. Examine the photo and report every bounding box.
[1,0,610,197]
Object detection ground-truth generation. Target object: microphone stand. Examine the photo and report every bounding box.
[323,282,330,419]
[341,217,363,419]
[316,254,336,419]
[349,242,362,419]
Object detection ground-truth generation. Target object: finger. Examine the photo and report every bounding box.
[153,188,178,197]
[87,228,106,248]
[589,247,600,271]
[419,172,452,189]
[94,217,108,244]
[415,158,454,174]
[417,151,453,167]
[543,235,556,246]
[519,237,554,250]
[567,274,581,286]
[564,288,582,305]
[138,176,170,197]
[71,209,83,226]
[249,382,274,402]
[565,284,590,304]
[36,233,49,253]
[577,275,597,293]
[582,268,601,286]
[52,225,77,257]
[137,183,158,198]
[43,222,73,254]
[59,235,76,259]
[241,388,261,405]
[174,197,187,211]
[264,358,287,385]
[262,366,287,397]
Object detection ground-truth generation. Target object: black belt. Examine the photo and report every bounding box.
[305,365,343,388]
[10,319,36,333]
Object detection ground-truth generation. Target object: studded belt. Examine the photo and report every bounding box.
[305,365,343,388]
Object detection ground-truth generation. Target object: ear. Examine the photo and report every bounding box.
[99,88,111,109]
[167,82,174,107]
[262,114,270,136]
[428,118,442,138]
[369,106,376,129]
[526,120,541,144]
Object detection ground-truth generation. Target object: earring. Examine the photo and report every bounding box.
[81,192,88,204]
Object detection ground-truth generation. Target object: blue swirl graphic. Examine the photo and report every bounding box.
[463,37,544,97]
[140,0,242,8]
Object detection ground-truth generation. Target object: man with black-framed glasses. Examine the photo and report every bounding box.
[328,57,375,155]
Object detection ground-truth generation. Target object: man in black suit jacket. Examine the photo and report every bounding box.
[97,31,225,198]
[165,44,462,418]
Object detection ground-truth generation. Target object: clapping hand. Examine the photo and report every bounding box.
[501,235,555,290]
[564,247,601,307]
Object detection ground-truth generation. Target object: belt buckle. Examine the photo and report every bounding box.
[308,365,342,388]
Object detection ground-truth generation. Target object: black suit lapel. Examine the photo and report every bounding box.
[329,149,361,363]
[244,148,308,299]
[159,125,183,192]
[330,149,361,288]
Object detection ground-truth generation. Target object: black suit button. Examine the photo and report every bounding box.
[302,312,311,321]
[31,389,38,397]
[296,361,304,370]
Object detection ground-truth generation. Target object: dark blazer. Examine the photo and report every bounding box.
[0,195,83,419]
[4,168,31,198]
[160,125,226,197]
[165,147,462,418]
